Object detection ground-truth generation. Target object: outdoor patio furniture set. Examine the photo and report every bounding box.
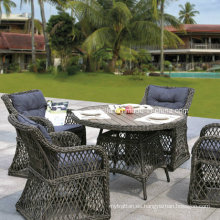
[2,85,220,219]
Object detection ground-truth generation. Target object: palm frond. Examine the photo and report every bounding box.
[119,45,138,61]
[67,0,105,27]
[129,20,161,46]
[164,13,181,28]
[82,27,115,54]
[164,30,184,48]
[110,2,132,26]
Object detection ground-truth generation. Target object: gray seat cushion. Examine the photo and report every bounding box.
[147,85,189,109]
[54,124,84,133]
[17,114,52,142]
[10,90,47,117]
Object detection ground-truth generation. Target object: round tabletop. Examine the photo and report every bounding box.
[70,105,186,132]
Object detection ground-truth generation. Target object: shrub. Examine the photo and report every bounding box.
[141,64,149,72]
[130,68,144,80]
[28,63,37,72]
[195,66,202,71]
[202,64,208,71]
[47,66,56,74]
[7,63,20,73]
[147,63,156,71]
[36,59,46,73]
[123,69,134,75]
[57,65,63,72]
[67,56,80,66]
[66,65,80,76]
[164,60,171,67]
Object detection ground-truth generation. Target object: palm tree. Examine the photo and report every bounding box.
[24,18,43,34]
[68,0,182,72]
[179,2,199,24]
[30,0,36,65]
[155,0,181,74]
[39,0,51,69]
[20,0,36,65]
[158,0,165,74]
[0,0,16,23]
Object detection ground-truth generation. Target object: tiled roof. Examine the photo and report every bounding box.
[165,24,220,33]
[0,32,45,51]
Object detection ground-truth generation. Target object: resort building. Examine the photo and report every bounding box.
[0,32,45,72]
[0,14,45,72]
[149,24,220,71]
[0,13,42,35]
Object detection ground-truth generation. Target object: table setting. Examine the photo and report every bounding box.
[71,104,182,127]
[72,109,111,120]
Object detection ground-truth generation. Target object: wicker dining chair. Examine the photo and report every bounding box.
[97,85,194,172]
[140,85,195,171]
[1,90,86,178]
[8,113,111,220]
[188,123,220,208]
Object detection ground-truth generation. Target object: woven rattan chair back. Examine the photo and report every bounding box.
[141,85,195,171]
[2,89,45,115]
[2,90,86,178]
[141,85,195,114]
[8,114,55,178]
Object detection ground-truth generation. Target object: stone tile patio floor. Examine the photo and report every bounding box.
[0,95,220,220]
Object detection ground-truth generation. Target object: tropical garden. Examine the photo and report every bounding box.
[0,0,202,74]
[0,0,219,119]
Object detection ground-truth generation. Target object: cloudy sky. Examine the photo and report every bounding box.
[8,0,220,24]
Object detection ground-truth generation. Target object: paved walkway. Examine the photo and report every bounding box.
[0,95,220,220]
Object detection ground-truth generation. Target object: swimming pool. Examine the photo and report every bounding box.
[170,72,220,78]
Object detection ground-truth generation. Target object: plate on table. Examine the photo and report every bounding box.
[81,110,101,116]
[148,115,169,120]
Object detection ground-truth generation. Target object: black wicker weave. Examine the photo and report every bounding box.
[97,130,170,200]
[70,105,187,200]
[141,85,195,171]
[1,90,86,178]
[188,123,220,208]
[8,114,111,220]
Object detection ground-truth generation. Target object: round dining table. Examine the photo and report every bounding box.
[69,105,187,200]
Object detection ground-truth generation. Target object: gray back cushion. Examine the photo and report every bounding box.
[147,85,189,109]
[17,114,52,142]
[10,90,47,117]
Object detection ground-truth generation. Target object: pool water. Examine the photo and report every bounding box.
[170,72,220,78]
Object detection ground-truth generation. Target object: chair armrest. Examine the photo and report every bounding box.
[200,123,220,137]
[50,131,81,147]
[65,109,77,125]
[28,116,55,132]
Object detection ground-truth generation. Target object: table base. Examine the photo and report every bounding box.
[97,130,170,200]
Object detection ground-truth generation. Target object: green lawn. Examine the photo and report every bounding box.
[0,72,219,119]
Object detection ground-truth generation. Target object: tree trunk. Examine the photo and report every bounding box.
[31,0,36,65]
[85,55,91,72]
[160,0,164,75]
[0,10,2,24]
[39,0,51,69]
[109,49,119,72]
